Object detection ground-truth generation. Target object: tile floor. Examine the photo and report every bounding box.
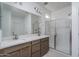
[43,48,71,57]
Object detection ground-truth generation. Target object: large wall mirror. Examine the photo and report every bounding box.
[1,3,40,40]
[1,4,29,38]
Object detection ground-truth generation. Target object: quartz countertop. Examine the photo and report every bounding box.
[0,35,49,49]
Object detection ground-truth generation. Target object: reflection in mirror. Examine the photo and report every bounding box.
[1,4,30,40]
[11,7,27,36]
[1,3,40,41]
[31,14,40,35]
[1,4,11,38]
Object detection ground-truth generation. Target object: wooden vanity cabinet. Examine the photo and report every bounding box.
[40,37,49,56]
[0,37,49,57]
[31,40,40,57]
[1,42,31,57]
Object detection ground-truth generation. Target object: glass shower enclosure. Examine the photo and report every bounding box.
[45,18,72,55]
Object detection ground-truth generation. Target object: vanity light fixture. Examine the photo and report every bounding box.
[34,7,42,15]
[34,7,39,13]
[45,14,50,19]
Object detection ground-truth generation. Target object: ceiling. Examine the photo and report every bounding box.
[37,2,71,12]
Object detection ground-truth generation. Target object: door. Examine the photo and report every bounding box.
[49,20,56,48]
[56,19,71,54]
[45,19,71,54]
[45,20,56,48]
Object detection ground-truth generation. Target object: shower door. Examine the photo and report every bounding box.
[55,19,71,54]
[45,18,71,54]
[45,19,71,54]
[45,20,56,48]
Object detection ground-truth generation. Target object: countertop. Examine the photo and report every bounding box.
[0,35,49,49]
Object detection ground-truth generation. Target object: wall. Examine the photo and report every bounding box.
[52,6,71,19]
[72,2,79,57]
[37,4,51,35]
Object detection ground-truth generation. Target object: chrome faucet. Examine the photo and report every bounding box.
[38,27,40,36]
[12,32,18,40]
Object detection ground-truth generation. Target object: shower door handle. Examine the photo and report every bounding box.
[54,34,56,40]
[54,34,56,49]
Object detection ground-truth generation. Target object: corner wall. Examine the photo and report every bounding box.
[72,2,79,57]
[52,6,71,19]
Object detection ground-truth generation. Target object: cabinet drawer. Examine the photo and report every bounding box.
[41,37,49,42]
[41,45,49,50]
[32,40,40,45]
[32,51,40,57]
[32,43,40,53]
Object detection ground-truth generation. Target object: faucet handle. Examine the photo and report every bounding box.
[12,32,15,36]
[15,34,18,39]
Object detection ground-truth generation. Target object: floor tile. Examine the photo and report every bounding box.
[43,48,71,57]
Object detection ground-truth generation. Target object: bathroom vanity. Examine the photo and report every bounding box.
[0,3,49,57]
[0,35,49,57]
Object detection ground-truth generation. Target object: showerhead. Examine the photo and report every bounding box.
[44,2,48,5]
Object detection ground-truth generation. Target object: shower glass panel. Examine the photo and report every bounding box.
[55,19,71,54]
[45,18,71,55]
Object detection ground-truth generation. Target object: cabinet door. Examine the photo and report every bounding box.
[41,40,49,49]
[21,46,31,57]
[32,43,40,53]
[32,51,40,57]
[32,40,40,57]
[41,38,49,56]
